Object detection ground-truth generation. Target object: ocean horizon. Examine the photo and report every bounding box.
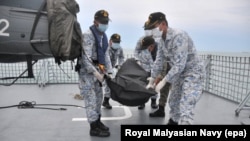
[122,48,250,57]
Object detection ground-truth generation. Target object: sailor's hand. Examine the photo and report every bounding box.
[154,76,162,85]
[93,71,104,82]
[98,64,106,73]
[108,73,112,77]
[146,77,155,89]
[155,78,170,93]
[136,60,141,65]
[108,73,113,78]
[115,65,121,70]
[103,73,113,80]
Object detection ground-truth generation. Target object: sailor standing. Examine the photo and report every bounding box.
[102,33,125,109]
[78,10,112,137]
[146,12,206,125]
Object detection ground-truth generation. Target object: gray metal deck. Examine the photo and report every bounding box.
[0,84,249,141]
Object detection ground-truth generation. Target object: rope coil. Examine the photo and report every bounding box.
[0,101,85,111]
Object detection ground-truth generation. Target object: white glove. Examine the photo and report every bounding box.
[93,71,104,82]
[146,77,155,89]
[155,78,167,93]
[136,60,141,65]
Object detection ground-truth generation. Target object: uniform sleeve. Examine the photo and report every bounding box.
[137,50,153,72]
[105,48,113,74]
[164,34,188,83]
[134,37,143,61]
[151,40,164,78]
[81,32,96,73]
[149,53,154,71]
[118,48,125,66]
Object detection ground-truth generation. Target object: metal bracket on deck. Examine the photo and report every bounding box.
[235,91,250,116]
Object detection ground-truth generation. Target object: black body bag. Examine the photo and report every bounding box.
[106,58,157,106]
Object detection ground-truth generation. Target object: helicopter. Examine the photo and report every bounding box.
[0,0,82,83]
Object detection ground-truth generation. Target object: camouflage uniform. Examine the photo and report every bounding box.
[134,37,169,107]
[134,36,158,100]
[137,49,154,72]
[103,46,125,98]
[109,47,125,68]
[79,29,112,123]
[152,27,206,124]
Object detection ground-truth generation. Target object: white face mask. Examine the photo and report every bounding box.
[111,43,120,50]
[97,23,109,32]
[151,27,163,38]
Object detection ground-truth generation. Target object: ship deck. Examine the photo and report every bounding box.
[0,84,249,141]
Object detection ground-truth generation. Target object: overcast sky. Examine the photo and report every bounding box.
[75,0,250,53]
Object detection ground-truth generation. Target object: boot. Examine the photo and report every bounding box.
[167,118,178,125]
[90,121,110,137]
[149,105,165,117]
[138,104,145,110]
[151,98,158,109]
[102,97,112,109]
[97,115,109,131]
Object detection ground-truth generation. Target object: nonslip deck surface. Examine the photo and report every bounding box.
[0,84,249,141]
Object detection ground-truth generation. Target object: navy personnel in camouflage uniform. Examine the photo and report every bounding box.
[102,33,125,109]
[143,22,171,118]
[135,22,171,116]
[78,10,112,137]
[146,12,206,125]
[134,36,158,110]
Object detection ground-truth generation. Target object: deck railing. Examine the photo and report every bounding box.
[200,54,250,105]
[1,53,250,105]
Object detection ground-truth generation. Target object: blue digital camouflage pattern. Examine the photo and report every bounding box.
[103,46,125,98]
[134,36,158,99]
[78,29,112,123]
[137,49,154,72]
[109,47,125,68]
[134,36,144,61]
[152,27,206,124]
